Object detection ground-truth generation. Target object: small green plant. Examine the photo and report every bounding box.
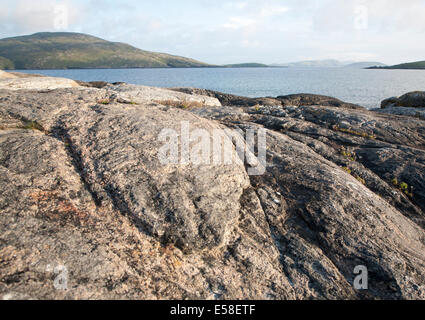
[333,125,376,140]
[340,149,356,161]
[399,182,408,191]
[355,176,366,185]
[0,121,44,132]
[340,166,365,185]
[98,99,110,105]
[342,166,352,174]
[154,99,204,109]
[22,120,44,131]
[391,178,414,198]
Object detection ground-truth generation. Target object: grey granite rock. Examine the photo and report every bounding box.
[0,74,424,300]
[0,76,80,90]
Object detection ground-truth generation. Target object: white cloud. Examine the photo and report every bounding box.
[259,5,288,17]
[221,16,257,29]
[1,0,425,65]
[223,1,248,10]
[0,0,83,36]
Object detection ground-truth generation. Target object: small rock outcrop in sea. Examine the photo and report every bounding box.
[381,91,425,108]
[379,91,425,119]
[0,72,424,300]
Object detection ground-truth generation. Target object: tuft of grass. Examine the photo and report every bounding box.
[116,98,137,105]
[399,182,408,191]
[342,166,352,174]
[98,99,110,105]
[22,120,45,132]
[0,120,46,132]
[340,148,356,161]
[154,99,204,109]
[391,178,414,198]
[355,176,366,185]
[333,125,376,140]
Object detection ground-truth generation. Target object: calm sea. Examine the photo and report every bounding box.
[19,67,425,109]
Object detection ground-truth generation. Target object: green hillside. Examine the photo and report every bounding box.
[0,56,14,69]
[0,32,211,69]
[368,61,425,70]
[388,61,425,69]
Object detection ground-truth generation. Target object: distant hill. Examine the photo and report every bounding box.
[0,32,212,69]
[344,62,386,69]
[223,63,270,68]
[274,59,348,68]
[272,59,386,69]
[0,56,14,69]
[368,61,425,70]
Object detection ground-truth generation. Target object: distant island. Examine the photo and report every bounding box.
[271,59,386,69]
[223,63,270,68]
[368,60,425,70]
[0,32,212,69]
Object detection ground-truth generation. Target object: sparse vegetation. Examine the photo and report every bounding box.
[340,165,366,185]
[0,120,46,132]
[391,178,414,198]
[154,99,204,109]
[98,99,110,105]
[333,125,376,140]
[22,120,44,131]
[355,176,366,185]
[342,166,352,174]
[340,148,356,161]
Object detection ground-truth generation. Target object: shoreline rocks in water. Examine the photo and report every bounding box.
[0,71,424,300]
[378,91,425,119]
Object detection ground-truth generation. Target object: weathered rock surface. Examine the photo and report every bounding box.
[172,88,364,110]
[0,76,80,91]
[276,93,364,109]
[0,74,424,300]
[381,91,425,109]
[0,70,18,79]
[374,106,425,119]
[110,84,221,107]
[172,87,282,107]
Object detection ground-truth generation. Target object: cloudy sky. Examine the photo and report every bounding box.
[1,0,424,65]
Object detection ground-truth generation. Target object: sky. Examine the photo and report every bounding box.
[1,0,425,65]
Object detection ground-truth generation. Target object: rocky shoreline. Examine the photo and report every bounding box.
[0,71,424,300]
